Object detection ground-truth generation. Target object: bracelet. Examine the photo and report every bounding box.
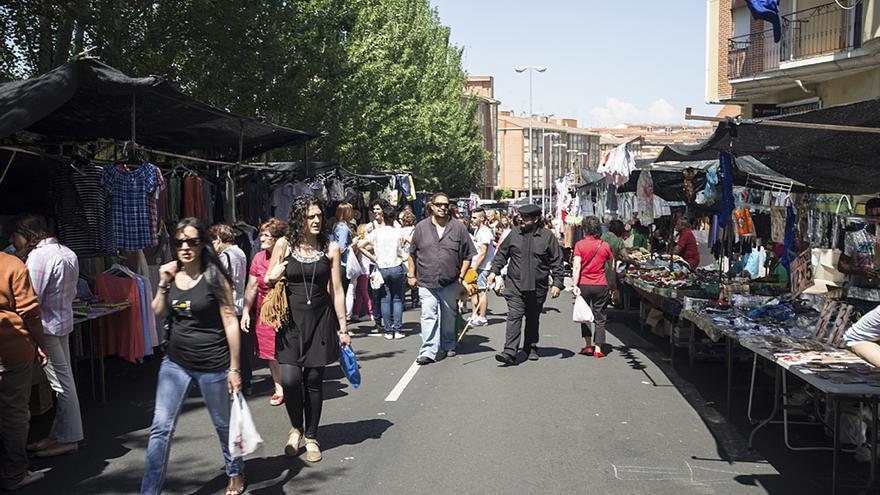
[407,275,417,280]
[337,330,350,335]
[228,368,241,374]
[158,285,170,293]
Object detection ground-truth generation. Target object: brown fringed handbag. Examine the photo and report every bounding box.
[259,237,290,331]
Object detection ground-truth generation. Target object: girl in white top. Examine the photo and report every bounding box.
[359,206,408,339]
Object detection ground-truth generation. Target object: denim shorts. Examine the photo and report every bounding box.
[476,269,491,290]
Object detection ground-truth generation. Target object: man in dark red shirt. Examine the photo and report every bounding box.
[673,217,701,268]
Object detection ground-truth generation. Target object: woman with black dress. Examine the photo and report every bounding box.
[265,196,351,463]
[142,218,244,495]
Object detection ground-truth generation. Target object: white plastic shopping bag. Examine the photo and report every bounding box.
[229,392,263,457]
[369,267,385,290]
[572,296,594,323]
[345,249,362,280]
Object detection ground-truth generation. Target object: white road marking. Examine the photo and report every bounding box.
[384,361,421,402]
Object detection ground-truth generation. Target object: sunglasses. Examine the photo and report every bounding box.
[173,237,202,249]
[433,202,450,208]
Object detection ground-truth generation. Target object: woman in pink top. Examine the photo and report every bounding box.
[572,216,614,358]
[241,218,288,406]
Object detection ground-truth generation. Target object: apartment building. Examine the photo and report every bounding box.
[464,76,500,199]
[497,112,600,198]
[707,0,880,117]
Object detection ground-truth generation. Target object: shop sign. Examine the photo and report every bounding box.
[789,248,814,299]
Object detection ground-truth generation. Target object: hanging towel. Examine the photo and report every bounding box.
[745,0,781,43]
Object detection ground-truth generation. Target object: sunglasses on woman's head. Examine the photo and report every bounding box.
[172,237,202,249]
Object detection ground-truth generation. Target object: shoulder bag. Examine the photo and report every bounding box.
[260,237,290,331]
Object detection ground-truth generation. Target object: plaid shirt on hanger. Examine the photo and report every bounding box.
[101,163,157,251]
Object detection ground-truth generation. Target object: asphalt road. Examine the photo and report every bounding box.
[20,288,843,494]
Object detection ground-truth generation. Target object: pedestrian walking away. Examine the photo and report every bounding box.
[211,223,252,393]
[572,216,615,358]
[240,218,289,406]
[0,251,49,492]
[264,196,351,464]
[488,204,564,365]
[141,218,245,495]
[9,214,83,458]
[359,205,408,340]
[407,192,476,365]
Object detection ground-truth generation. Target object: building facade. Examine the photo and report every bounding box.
[707,0,880,117]
[464,76,500,199]
[497,112,600,198]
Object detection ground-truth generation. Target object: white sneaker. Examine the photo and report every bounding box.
[2,470,46,491]
[471,317,488,327]
[384,333,394,340]
[393,331,405,340]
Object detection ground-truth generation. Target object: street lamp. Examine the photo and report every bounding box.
[551,143,567,202]
[577,151,589,183]
[542,131,560,216]
[515,65,546,202]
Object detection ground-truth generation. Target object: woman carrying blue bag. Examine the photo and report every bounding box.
[265,196,351,463]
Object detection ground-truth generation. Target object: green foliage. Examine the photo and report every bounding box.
[494,188,513,200]
[0,0,487,195]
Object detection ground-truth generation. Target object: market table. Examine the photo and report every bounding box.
[679,307,880,494]
[72,304,131,403]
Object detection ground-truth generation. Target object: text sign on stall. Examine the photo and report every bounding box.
[789,248,814,299]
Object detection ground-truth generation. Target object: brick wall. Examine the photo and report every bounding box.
[718,0,734,100]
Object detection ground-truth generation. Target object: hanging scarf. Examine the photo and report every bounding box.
[718,152,735,229]
[780,204,796,270]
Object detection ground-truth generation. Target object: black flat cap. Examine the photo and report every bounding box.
[518,204,541,217]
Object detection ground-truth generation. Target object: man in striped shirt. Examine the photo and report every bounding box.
[9,214,82,457]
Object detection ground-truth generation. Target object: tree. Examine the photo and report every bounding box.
[0,0,487,195]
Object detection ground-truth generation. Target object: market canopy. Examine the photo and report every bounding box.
[655,99,880,194]
[0,58,319,161]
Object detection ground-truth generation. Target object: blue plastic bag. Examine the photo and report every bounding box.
[340,345,361,389]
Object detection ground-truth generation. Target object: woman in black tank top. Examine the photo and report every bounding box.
[265,196,351,463]
[142,218,246,495]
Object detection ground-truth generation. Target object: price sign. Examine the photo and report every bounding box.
[789,248,814,299]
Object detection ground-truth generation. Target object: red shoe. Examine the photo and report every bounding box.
[579,346,594,356]
[270,394,285,406]
[594,350,606,358]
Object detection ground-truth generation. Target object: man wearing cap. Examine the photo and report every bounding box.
[488,204,565,364]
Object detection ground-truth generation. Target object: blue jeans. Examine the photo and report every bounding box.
[379,264,406,334]
[141,356,243,495]
[418,284,461,359]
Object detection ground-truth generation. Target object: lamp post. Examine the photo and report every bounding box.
[515,66,546,202]
[542,131,560,216]
[551,143,567,214]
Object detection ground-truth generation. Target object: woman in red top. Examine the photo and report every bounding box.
[572,216,614,358]
[673,217,701,268]
[240,218,288,406]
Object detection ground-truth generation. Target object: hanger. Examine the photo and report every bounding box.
[104,263,136,278]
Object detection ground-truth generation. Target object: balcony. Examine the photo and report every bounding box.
[728,1,863,79]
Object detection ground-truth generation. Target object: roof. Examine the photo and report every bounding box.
[499,114,599,137]
[0,58,319,161]
[655,98,880,194]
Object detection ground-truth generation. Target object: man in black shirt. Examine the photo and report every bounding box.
[488,204,564,364]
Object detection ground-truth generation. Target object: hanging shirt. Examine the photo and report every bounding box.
[146,164,166,247]
[844,228,880,302]
[101,163,158,251]
[25,238,79,337]
[272,184,298,220]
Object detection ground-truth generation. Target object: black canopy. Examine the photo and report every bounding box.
[656,99,880,194]
[0,58,318,161]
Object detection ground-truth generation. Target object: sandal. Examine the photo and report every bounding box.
[284,427,303,457]
[225,475,246,495]
[269,394,285,406]
[304,438,322,463]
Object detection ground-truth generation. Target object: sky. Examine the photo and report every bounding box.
[430,0,718,128]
